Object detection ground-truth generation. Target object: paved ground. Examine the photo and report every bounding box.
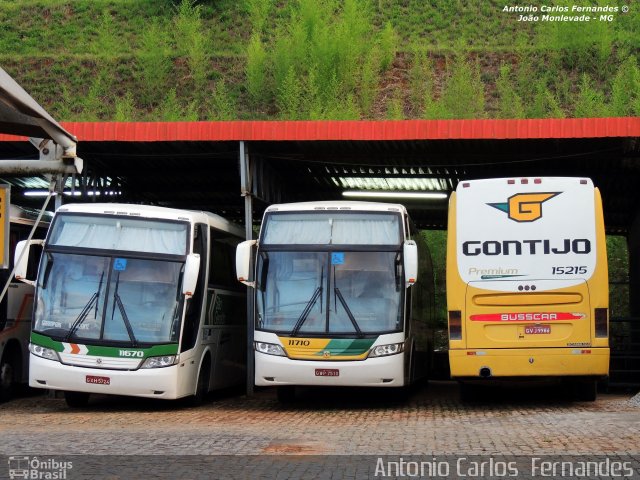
[0,382,638,456]
[0,382,638,478]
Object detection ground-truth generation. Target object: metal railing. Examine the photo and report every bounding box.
[609,316,640,387]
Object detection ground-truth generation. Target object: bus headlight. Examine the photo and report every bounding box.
[368,343,404,358]
[254,342,286,356]
[140,355,176,369]
[29,343,59,362]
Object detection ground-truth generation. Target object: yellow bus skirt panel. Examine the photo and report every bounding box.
[449,347,609,378]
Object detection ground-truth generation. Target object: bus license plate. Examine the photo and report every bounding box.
[86,375,110,385]
[315,369,339,377]
[525,325,551,335]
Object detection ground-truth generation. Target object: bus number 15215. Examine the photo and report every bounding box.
[552,266,587,275]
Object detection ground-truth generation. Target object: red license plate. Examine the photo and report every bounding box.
[315,368,339,377]
[86,375,110,385]
[525,325,551,335]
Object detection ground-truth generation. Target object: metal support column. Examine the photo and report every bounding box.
[240,141,255,396]
[52,174,65,210]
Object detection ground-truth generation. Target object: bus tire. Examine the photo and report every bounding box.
[276,386,296,403]
[0,354,18,402]
[64,391,90,408]
[571,379,597,402]
[190,357,211,407]
[394,386,410,402]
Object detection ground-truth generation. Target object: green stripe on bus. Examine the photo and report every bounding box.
[30,332,178,358]
[85,344,179,357]
[318,338,376,356]
[31,332,64,352]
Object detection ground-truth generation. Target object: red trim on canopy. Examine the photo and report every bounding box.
[0,118,638,142]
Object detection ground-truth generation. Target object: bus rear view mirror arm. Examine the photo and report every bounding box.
[14,239,44,286]
[182,253,200,297]
[236,240,257,287]
[404,240,418,287]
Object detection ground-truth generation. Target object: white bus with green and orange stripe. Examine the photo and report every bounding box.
[15,203,246,407]
[236,201,436,402]
[447,177,609,401]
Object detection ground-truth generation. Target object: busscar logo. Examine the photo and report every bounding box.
[488,192,560,222]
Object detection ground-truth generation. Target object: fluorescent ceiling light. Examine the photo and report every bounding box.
[335,176,449,191]
[342,191,448,199]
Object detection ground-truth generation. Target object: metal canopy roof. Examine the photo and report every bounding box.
[0,118,638,233]
[0,67,77,149]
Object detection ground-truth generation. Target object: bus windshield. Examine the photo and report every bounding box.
[256,251,402,334]
[34,253,183,344]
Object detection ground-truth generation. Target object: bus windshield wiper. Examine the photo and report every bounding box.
[111,271,138,347]
[291,287,322,336]
[113,293,138,347]
[291,266,324,336]
[334,287,364,338]
[65,271,105,341]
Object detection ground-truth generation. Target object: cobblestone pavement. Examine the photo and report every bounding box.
[0,382,638,457]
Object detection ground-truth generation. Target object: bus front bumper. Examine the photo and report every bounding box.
[449,347,609,378]
[29,353,182,399]
[255,351,405,387]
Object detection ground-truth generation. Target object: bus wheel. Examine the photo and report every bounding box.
[276,386,296,403]
[393,386,410,402]
[0,356,17,402]
[64,391,90,408]
[571,379,597,402]
[189,359,211,407]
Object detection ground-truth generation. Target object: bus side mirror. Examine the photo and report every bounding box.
[236,240,257,287]
[14,239,44,286]
[182,253,200,297]
[404,240,418,287]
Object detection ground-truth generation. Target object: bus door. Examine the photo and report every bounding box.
[205,288,246,388]
[464,279,592,350]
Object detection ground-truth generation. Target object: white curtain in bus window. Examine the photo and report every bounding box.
[331,216,399,244]
[50,216,187,255]
[263,213,399,245]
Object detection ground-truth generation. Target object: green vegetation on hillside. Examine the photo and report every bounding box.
[1,0,638,121]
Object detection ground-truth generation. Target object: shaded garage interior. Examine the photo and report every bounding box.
[1,120,638,232]
[0,118,639,386]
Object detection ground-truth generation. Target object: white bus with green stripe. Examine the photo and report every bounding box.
[236,201,436,401]
[15,203,246,407]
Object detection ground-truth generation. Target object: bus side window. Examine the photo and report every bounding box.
[209,228,241,291]
[181,224,208,352]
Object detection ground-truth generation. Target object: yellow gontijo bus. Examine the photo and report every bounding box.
[447,177,609,401]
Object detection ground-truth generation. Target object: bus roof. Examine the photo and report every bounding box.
[264,200,408,215]
[456,177,594,192]
[55,203,245,238]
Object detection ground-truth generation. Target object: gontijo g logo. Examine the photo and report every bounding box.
[488,192,561,222]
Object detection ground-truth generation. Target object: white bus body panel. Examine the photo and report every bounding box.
[456,177,597,291]
[254,331,405,387]
[29,354,185,399]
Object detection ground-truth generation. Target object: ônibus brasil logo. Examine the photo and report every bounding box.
[488,192,561,222]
